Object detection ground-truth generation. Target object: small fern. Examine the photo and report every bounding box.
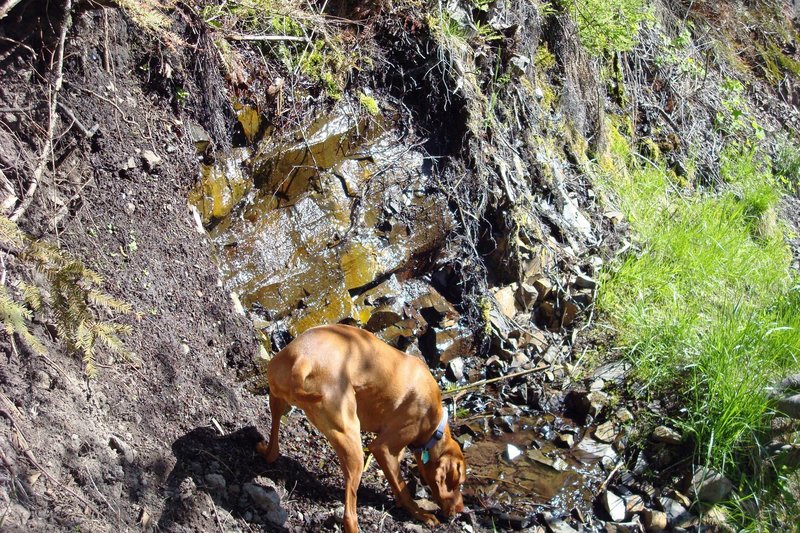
[0,285,46,355]
[0,216,133,377]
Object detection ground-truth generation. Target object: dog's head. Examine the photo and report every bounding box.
[417,435,466,518]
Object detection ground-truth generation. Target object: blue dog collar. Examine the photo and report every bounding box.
[410,409,448,464]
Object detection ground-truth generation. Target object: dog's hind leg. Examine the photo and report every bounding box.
[305,393,364,533]
[257,393,289,463]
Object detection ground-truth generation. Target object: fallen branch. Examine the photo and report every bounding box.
[443,363,549,399]
[225,33,310,43]
[10,0,72,222]
[57,101,99,138]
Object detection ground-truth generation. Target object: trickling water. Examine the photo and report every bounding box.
[459,414,607,519]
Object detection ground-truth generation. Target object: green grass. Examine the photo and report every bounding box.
[596,134,800,526]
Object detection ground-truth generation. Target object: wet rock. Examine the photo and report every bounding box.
[188,122,211,152]
[573,437,616,464]
[574,273,597,289]
[494,285,519,319]
[527,449,568,472]
[624,494,645,514]
[516,282,539,310]
[420,325,473,365]
[658,496,692,527]
[544,514,579,533]
[555,432,574,448]
[509,326,547,354]
[603,520,642,533]
[413,286,459,327]
[204,473,227,495]
[642,509,667,531]
[494,512,533,530]
[564,390,608,422]
[690,466,733,503]
[652,425,682,445]
[447,357,464,381]
[188,149,252,224]
[594,421,616,443]
[505,443,523,461]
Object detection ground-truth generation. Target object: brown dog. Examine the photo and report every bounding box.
[256,324,466,532]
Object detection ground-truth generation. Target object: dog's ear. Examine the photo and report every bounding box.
[446,458,464,490]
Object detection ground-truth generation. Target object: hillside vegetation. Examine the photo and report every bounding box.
[0,0,798,531]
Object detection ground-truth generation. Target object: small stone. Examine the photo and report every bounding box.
[124,157,136,170]
[555,433,575,448]
[108,435,135,463]
[244,483,280,511]
[204,473,227,495]
[573,437,617,464]
[505,443,522,461]
[32,370,52,389]
[615,408,634,423]
[575,273,597,289]
[624,494,645,514]
[125,202,136,215]
[516,282,539,310]
[658,497,690,526]
[642,509,667,531]
[533,278,553,300]
[652,425,682,445]
[141,150,162,171]
[534,87,545,100]
[544,514,578,533]
[595,421,616,443]
[188,122,211,152]
[691,466,733,503]
[590,378,605,391]
[602,489,627,521]
[180,343,190,355]
[447,357,464,381]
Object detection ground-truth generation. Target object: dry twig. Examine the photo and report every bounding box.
[444,362,549,399]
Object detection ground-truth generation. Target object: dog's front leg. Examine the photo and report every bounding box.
[368,438,439,527]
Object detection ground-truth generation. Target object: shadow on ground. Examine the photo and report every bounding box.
[157,425,413,531]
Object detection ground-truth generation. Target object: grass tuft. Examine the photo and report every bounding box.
[596,130,800,527]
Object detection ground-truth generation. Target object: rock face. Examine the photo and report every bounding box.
[192,103,465,356]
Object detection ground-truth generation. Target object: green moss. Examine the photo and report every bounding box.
[534,43,556,71]
[358,92,380,116]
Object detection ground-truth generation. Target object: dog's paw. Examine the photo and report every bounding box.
[417,512,439,527]
[255,440,278,462]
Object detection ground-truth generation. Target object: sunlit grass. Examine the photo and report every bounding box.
[596,134,800,527]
